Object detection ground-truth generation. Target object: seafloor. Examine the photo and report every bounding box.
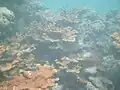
[0,0,120,90]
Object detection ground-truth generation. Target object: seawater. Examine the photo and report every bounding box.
[42,0,120,14]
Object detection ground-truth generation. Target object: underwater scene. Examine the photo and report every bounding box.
[0,0,120,90]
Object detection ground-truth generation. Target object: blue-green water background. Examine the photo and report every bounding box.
[42,0,120,14]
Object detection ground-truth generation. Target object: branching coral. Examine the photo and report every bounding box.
[0,64,57,90]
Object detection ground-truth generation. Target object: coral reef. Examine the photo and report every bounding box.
[0,0,120,90]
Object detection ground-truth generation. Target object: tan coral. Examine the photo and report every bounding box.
[111,32,120,48]
[0,63,15,72]
[0,56,20,72]
[0,64,57,90]
[0,45,7,58]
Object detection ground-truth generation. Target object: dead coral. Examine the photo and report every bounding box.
[0,64,57,90]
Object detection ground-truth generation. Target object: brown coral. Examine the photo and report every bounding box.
[0,64,57,90]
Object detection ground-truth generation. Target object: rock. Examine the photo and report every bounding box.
[0,7,15,27]
[83,52,93,58]
[86,82,99,90]
[99,77,114,90]
[88,76,114,90]
[88,77,104,88]
[23,71,32,79]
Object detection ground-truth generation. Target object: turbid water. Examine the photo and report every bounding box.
[0,0,120,90]
[42,0,120,14]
